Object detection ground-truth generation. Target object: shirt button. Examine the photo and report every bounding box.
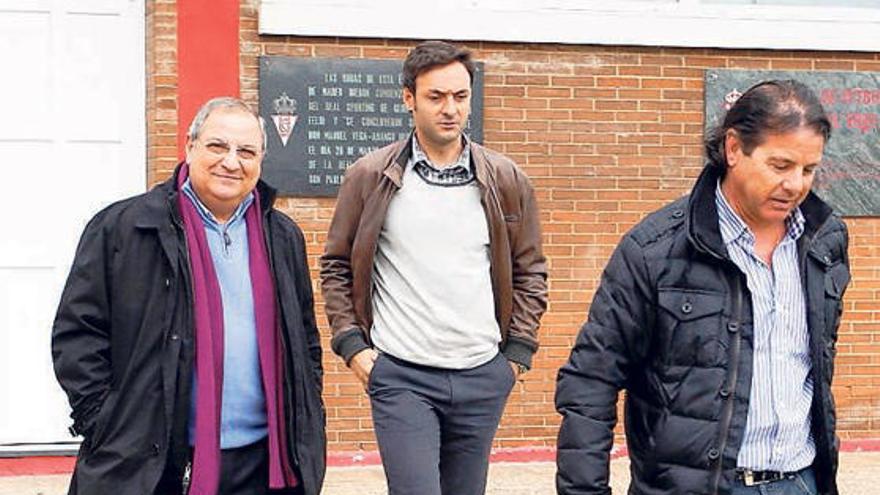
[164,278,170,288]
[152,443,161,456]
[170,334,180,341]
[672,209,684,219]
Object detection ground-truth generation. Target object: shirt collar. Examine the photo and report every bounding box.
[181,178,254,229]
[408,133,475,186]
[715,180,805,247]
[411,132,472,172]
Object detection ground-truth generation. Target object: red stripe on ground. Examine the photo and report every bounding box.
[0,457,76,476]
[840,438,880,452]
[327,450,383,467]
[1,439,876,476]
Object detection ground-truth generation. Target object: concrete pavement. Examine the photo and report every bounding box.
[2,452,879,494]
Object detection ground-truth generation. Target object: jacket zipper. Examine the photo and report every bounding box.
[798,223,835,482]
[181,461,192,494]
[478,184,497,291]
[711,274,743,494]
[169,200,199,490]
[361,176,401,334]
[261,212,302,474]
[473,154,503,338]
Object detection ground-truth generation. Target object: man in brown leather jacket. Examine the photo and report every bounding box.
[320,41,547,495]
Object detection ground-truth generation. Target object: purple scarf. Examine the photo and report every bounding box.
[177,164,297,494]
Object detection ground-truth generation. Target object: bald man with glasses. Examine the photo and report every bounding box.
[53,97,326,495]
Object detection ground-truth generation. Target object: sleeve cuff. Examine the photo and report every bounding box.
[331,327,371,365]
[502,338,536,370]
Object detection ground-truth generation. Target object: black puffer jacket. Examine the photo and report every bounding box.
[555,164,850,495]
[52,165,326,495]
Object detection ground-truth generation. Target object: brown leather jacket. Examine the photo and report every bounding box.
[320,136,548,368]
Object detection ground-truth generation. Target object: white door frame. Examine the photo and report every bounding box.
[0,0,146,454]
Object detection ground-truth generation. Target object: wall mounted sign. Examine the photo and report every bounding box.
[705,69,880,216]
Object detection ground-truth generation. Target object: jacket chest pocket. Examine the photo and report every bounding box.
[656,289,726,367]
[823,262,849,342]
[821,262,849,383]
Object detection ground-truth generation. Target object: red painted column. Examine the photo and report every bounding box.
[177,0,240,157]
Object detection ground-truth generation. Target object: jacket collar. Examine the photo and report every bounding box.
[384,132,489,189]
[686,162,834,259]
[135,161,278,229]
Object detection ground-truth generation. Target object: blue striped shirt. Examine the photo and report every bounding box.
[715,183,815,472]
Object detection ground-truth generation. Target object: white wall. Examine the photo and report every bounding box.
[0,0,145,452]
[260,0,880,52]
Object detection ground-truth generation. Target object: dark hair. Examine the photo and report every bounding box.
[704,79,831,176]
[402,41,475,93]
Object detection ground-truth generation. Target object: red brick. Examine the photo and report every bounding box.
[728,58,771,69]
[363,47,409,59]
[314,45,362,58]
[551,76,596,87]
[619,65,662,77]
[642,78,684,89]
[597,77,640,88]
[770,59,814,70]
[505,74,550,86]
[528,87,573,98]
[815,60,856,71]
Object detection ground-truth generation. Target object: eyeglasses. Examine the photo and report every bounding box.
[197,139,262,165]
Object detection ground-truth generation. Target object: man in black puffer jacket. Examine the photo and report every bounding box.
[556,80,849,495]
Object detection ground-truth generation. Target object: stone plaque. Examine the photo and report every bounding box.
[705,69,880,217]
[259,56,484,197]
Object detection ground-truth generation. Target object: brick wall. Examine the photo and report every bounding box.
[146,0,179,184]
[146,1,880,451]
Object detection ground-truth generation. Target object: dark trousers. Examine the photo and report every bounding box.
[368,352,516,495]
[154,438,302,495]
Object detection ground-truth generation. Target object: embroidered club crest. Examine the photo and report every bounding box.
[272,92,298,147]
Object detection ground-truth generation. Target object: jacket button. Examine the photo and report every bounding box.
[170,333,180,341]
[681,302,693,314]
[708,448,720,461]
[152,443,161,456]
[727,322,739,333]
[720,387,730,398]
[823,255,831,264]
[672,209,684,219]
[165,278,170,288]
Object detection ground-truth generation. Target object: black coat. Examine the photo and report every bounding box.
[555,164,850,495]
[52,167,326,495]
